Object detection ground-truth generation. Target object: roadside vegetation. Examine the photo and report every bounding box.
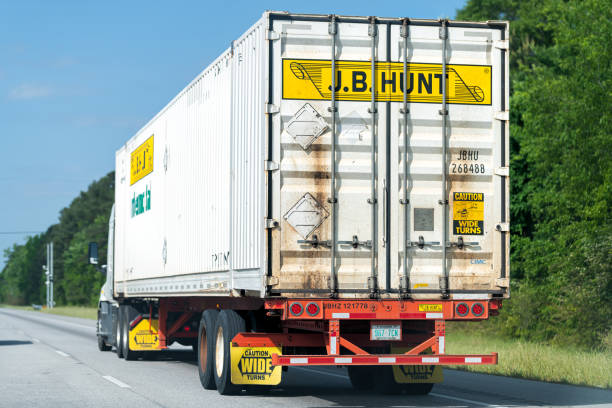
[447,323,612,389]
[0,304,97,320]
[0,0,609,389]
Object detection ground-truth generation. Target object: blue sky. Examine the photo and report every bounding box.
[0,0,466,269]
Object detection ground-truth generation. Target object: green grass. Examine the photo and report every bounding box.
[446,327,612,389]
[0,304,97,320]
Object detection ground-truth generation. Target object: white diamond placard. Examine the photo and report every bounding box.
[283,193,329,239]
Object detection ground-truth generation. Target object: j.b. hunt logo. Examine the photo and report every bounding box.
[238,349,274,381]
[282,59,491,105]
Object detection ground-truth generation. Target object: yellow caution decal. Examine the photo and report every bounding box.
[130,135,154,185]
[391,347,443,383]
[453,192,484,235]
[418,304,443,312]
[230,346,282,385]
[282,59,491,105]
[129,318,160,351]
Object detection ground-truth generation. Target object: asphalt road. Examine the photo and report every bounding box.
[0,308,610,408]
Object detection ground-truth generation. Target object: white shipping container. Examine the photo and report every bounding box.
[114,12,509,300]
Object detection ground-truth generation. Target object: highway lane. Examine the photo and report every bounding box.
[0,308,610,408]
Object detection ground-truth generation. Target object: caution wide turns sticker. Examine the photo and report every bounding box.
[231,346,282,385]
[391,347,443,383]
[453,192,484,235]
[129,318,160,351]
[282,59,491,105]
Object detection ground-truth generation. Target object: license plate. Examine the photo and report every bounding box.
[371,324,401,341]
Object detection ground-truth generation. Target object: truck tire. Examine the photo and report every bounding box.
[121,305,142,361]
[404,382,434,395]
[347,366,377,391]
[97,312,111,351]
[116,306,124,358]
[375,366,403,394]
[213,310,245,395]
[197,309,219,390]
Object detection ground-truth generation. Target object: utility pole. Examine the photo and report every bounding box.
[44,242,54,309]
[49,242,54,309]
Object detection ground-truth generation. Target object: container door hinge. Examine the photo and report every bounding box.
[265,218,280,229]
[266,30,280,41]
[494,111,509,121]
[496,278,509,288]
[494,167,509,177]
[494,39,509,50]
[265,104,279,114]
[496,222,510,232]
[264,160,279,171]
[266,276,279,286]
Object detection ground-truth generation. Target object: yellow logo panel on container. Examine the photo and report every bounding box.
[282,59,491,105]
[130,135,154,185]
[230,346,282,385]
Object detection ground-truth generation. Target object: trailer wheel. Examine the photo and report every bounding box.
[197,309,219,390]
[116,306,124,358]
[375,366,404,394]
[97,312,112,351]
[347,366,377,391]
[404,382,434,395]
[121,305,142,361]
[213,310,245,395]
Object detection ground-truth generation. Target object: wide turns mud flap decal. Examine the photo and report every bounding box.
[230,346,282,385]
[391,347,443,383]
[129,318,160,351]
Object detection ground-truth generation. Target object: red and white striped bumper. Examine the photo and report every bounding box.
[271,353,497,366]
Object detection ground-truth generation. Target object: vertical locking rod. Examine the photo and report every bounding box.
[400,19,410,297]
[368,17,378,297]
[328,15,338,296]
[439,19,449,298]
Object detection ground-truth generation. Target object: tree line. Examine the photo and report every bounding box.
[1,0,610,349]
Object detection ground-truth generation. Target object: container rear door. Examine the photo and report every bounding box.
[269,17,508,299]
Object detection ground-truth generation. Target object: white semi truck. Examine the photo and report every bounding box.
[91,11,509,395]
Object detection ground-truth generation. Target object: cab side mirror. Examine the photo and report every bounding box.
[88,242,99,265]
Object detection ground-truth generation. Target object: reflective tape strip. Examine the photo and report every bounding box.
[422,357,439,363]
[453,293,489,300]
[378,357,396,363]
[439,336,445,354]
[330,336,337,354]
[290,358,308,364]
[332,313,349,319]
[465,357,482,363]
[335,357,352,364]
[426,313,444,319]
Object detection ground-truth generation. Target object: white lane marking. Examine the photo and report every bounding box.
[431,392,494,407]
[103,375,131,389]
[55,350,70,357]
[293,366,349,380]
[31,338,40,343]
[297,366,500,407]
